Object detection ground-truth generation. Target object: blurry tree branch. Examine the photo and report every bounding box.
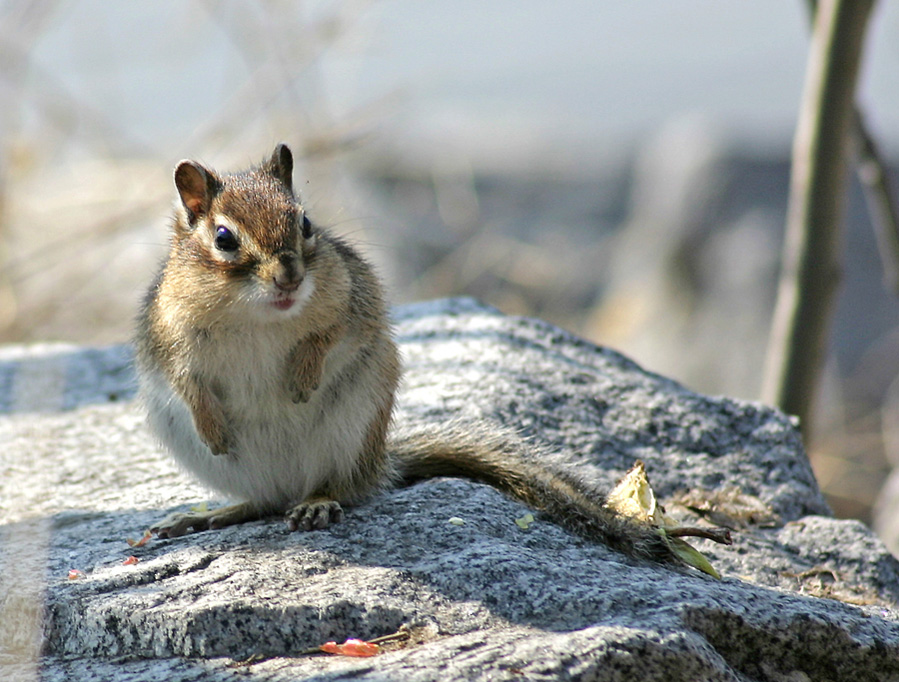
[805,0,899,295]
[854,109,899,294]
[761,0,876,437]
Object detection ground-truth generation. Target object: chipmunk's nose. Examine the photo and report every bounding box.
[273,252,303,292]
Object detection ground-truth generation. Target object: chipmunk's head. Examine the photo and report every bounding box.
[171,144,317,321]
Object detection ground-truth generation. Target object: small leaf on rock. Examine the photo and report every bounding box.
[515,513,535,530]
[319,638,381,657]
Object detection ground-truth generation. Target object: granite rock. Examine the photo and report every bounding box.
[1,298,898,681]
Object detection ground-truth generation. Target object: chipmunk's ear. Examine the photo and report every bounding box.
[174,160,219,221]
[265,143,294,192]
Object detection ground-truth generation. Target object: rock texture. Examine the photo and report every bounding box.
[2,298,899,681]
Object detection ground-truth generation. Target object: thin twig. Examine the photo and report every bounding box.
[761,0,876,436]
[666,527,733,545]
[854,109,899,294]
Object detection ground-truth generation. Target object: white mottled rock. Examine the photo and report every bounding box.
[2,299,898,681]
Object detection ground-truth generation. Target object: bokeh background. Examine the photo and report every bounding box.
[2,1,899,534]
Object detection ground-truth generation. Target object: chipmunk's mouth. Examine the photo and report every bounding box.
[261,275,313,318]
[271,297,295,311]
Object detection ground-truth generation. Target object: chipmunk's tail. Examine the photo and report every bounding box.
[388,421,677,565]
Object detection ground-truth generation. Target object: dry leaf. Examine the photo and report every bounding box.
[319,638,381,657]
[674,487,780,529]
[605,460,729,578]
[605,460,668,525]
[126,529,152,548]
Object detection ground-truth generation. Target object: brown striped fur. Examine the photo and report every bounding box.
[135,144,678,565]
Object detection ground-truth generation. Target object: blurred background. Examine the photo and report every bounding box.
[2,1,899,536]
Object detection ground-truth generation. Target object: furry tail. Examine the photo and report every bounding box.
[388,422,677,565]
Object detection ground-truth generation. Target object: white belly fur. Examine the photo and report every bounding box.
[141,327,380,511]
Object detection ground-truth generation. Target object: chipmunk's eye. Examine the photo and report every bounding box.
[214,226,239,252]
[301,214,312,239]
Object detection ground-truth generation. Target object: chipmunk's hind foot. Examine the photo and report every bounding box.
[151,501,261,538]
[285,496,344,531]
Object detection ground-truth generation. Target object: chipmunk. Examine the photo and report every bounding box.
[134,144,679,565]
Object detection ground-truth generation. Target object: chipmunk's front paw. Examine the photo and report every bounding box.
[288,376,320,404]
[286,497,344,531]
[204,435,232,456]
[287,342,326,403]
[196,422,232,455]
[189,394,233,455]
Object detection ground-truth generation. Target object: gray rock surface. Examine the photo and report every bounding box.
[2,298,899,681]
